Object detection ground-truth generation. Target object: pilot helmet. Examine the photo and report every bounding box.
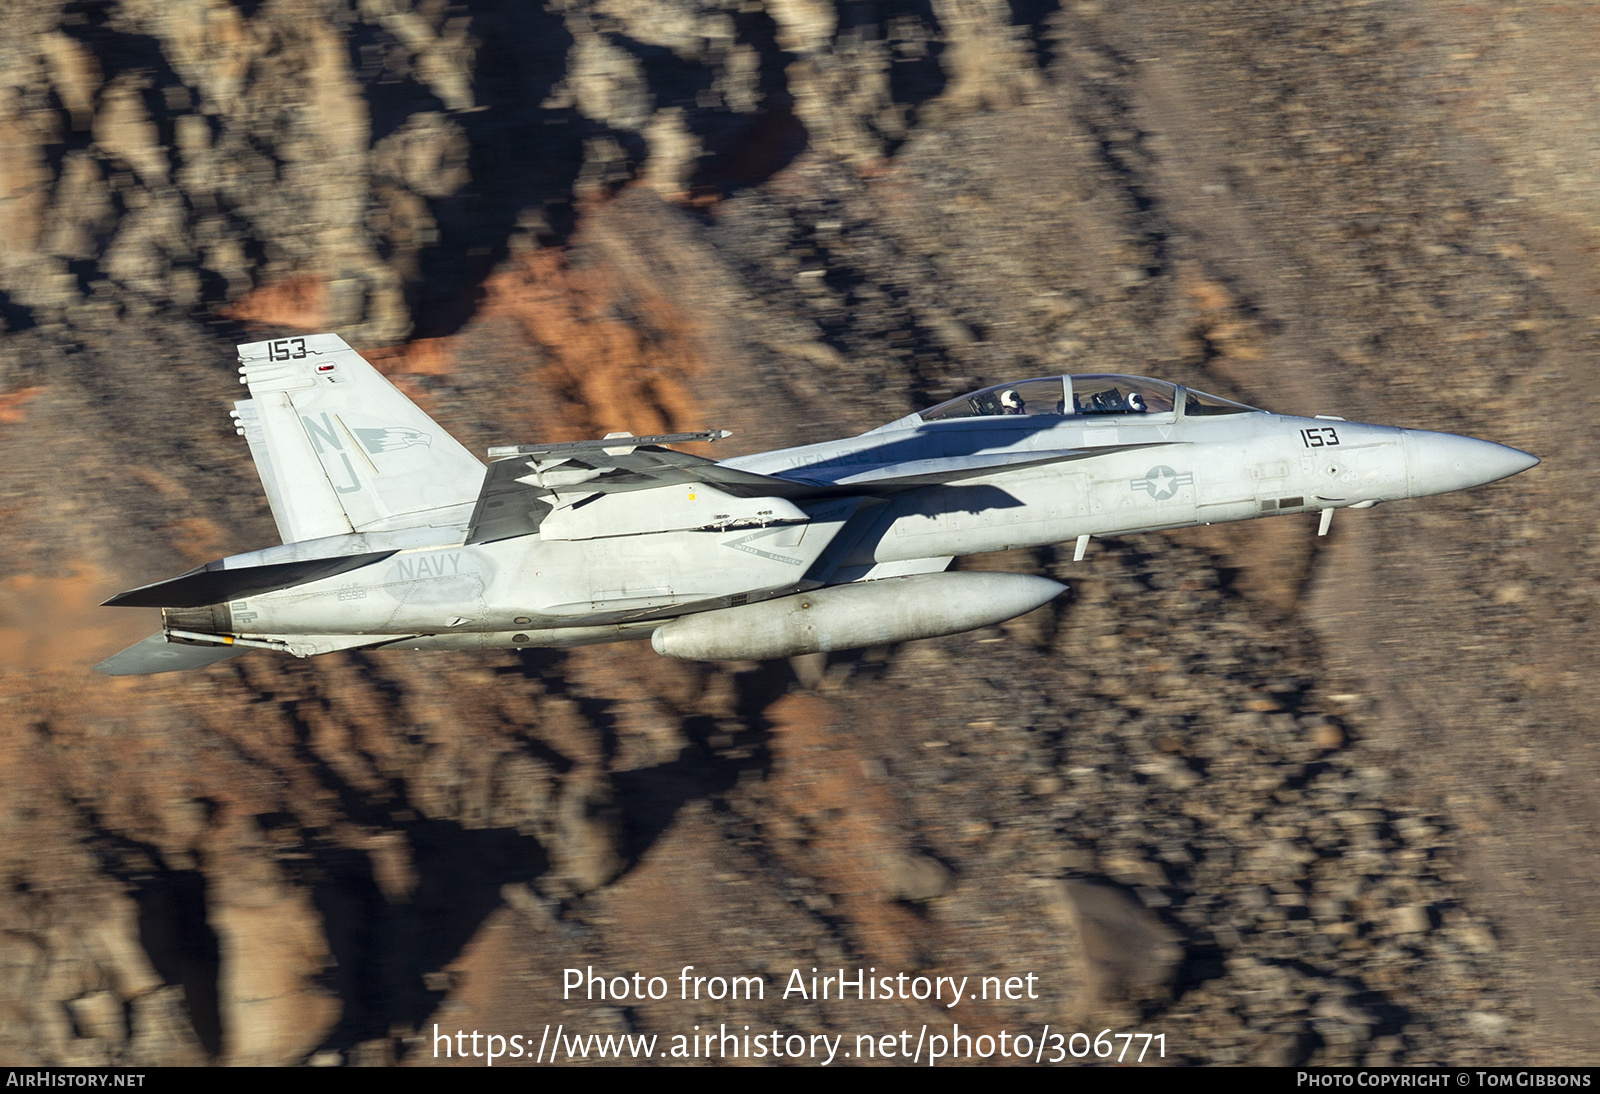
[999,389,1022,412]
[1127,392,1147,412]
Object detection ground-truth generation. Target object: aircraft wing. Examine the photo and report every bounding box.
[465,440,1177,544]
[499,444,823,498]
[466,445,825,544]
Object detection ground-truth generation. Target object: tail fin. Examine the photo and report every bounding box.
[231,334,484,542]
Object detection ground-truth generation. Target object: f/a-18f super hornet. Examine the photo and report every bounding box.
[97,334,1538,674]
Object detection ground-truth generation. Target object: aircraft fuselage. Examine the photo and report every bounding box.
[170,406,1530,655]
[98,345,1537,672]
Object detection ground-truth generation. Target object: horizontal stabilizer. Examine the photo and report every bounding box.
[104,551,396,608]
[95,633,249,675]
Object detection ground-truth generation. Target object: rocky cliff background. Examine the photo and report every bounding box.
[1,0,1596,1066]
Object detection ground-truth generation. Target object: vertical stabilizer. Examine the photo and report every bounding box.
[233,334,485,541]
[230,397,343,543]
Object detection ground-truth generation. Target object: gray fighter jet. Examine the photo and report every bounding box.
[97,334,1537,674]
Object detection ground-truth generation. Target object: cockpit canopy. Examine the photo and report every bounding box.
[917,374,1257,423]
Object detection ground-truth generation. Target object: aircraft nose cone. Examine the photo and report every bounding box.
[1403,429,1539,498]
